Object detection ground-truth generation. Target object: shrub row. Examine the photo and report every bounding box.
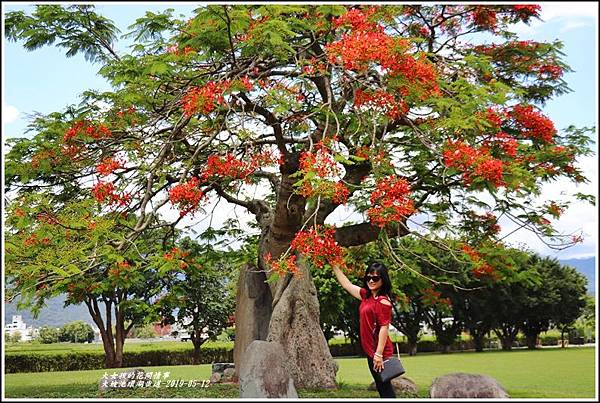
[6,335,578,373]
[5,346,233,374]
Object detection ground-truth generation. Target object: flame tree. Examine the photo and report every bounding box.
[4,4,594,387]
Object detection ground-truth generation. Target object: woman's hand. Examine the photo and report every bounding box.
[373,354,385,372]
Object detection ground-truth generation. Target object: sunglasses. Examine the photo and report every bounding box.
[365,275,382,283]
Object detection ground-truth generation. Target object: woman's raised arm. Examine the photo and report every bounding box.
[332,264,362,300]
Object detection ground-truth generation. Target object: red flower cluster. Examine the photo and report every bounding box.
[531,63,564,80]
[31,150,60,169]
[164,247,191,269]
[116,106,136,118]
[443,140,506,188]
[108,260,135,283]
[290,225,346,269]
[367,176,415,227]
[326,8,439,99]
[63,121,112,143]
[96,156,125,176]
[546,201,564,218]
[167,44,195,56]
[509,104,557,143]
[91,181,131,206]
[470,6,498,30]
[421,287,451,307]
[203,153,255,181]
[181,81,231,117]
[24,233,38,247]
[201,150,280,182]
[264,253,300,277]
[354,89,408,119]
[302,57,327,75]
[490,132,518,157]
[461,244,501,281]
[37,212,60,225]
[332,6,378,30]
[239,76,253,91]
[168,177,205,217]
[472,263,500,280]
[296,142,350,203]
[512,4,542,21]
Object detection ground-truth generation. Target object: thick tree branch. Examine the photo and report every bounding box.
[334,220,410,247]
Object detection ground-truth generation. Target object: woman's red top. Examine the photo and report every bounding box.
[359,287,394,359]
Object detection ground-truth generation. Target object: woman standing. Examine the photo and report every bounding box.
[332,261,396,398]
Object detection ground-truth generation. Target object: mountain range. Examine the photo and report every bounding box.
[4,257,595,327]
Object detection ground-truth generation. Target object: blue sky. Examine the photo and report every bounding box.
[2,2,598,260]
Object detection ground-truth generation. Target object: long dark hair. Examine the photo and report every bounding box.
[362,261,394,300]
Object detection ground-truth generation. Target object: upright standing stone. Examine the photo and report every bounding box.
[239,340,298,398]
[233,264,272,380]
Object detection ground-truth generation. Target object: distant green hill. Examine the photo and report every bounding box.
[4,295,94,327]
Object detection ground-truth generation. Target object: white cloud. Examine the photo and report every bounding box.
[540,3,599,22]
[2,104,19,123]
[510,2,597,36]
[560,20,591,33]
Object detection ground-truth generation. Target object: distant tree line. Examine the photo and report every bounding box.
[315,237,589,355]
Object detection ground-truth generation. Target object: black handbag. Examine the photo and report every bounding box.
[379,354,405,383]
[373,297,406,383]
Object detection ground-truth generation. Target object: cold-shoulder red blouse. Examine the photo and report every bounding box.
[359,287,394,359]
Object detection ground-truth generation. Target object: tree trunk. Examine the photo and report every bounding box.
[407,342,417,356]
[191,334,205,365]
[266,258,338,389]
[472,333,486,352]
[86,298,120,368]
[525,333,539,349]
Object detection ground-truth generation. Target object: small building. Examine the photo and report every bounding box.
[4,315,36,342]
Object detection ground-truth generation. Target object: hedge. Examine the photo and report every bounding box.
[5,346,233,374]
[6,336,565,373]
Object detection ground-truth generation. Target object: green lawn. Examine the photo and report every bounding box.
[4,347,595,398]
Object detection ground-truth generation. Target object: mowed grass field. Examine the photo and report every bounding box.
[4,346,595,398]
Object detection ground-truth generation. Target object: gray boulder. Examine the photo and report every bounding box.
[368,376,418,396]
[222,367,237,383]
[210,372,222,384]
[212,362,235,373]
[239,340,298,398]
[429,373,509,398]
